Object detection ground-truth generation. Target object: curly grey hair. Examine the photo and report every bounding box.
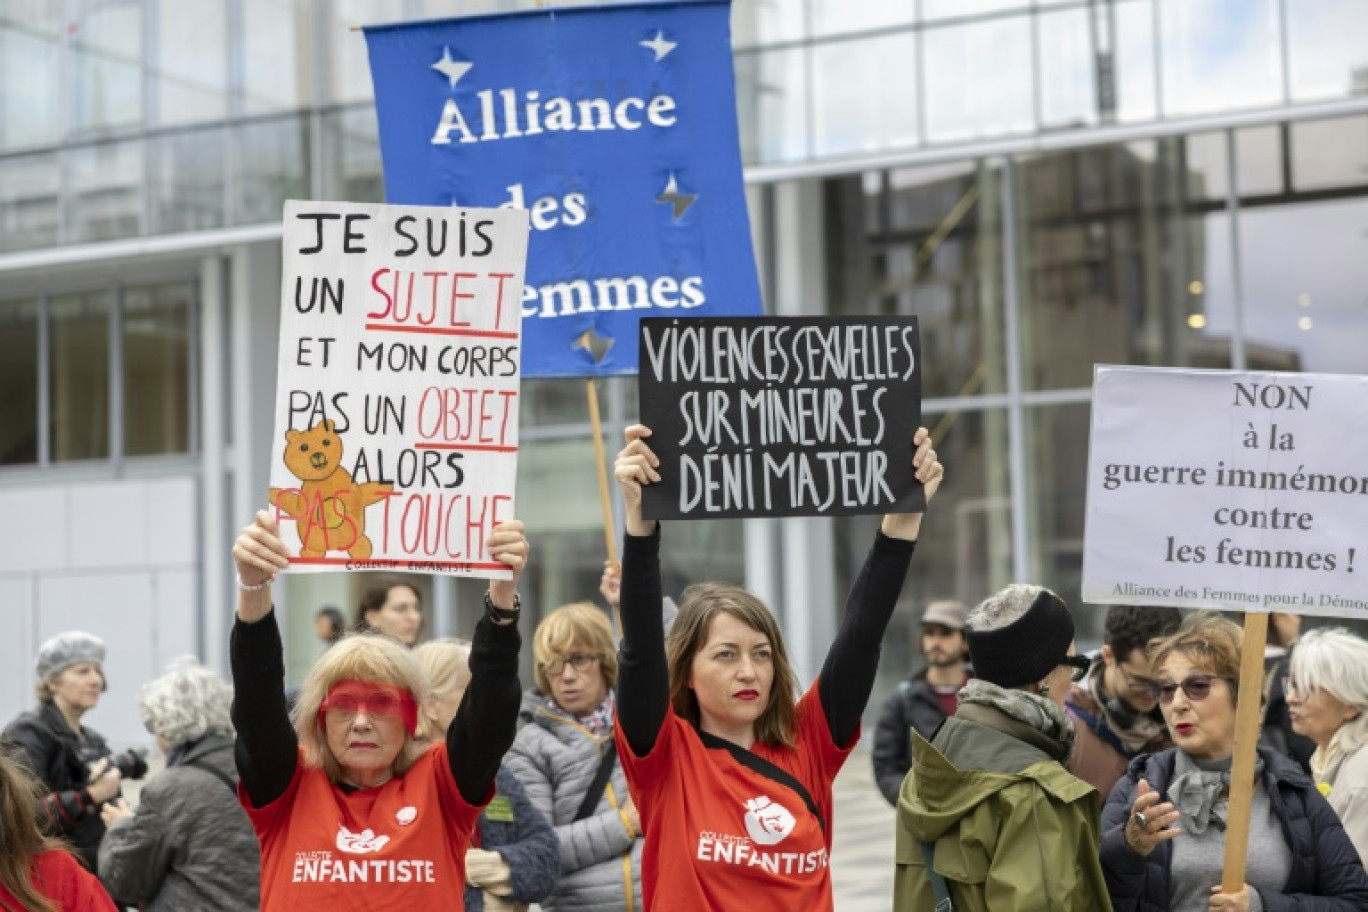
[139,656,234,748]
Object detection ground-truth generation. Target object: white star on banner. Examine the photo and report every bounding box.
[639,30,677,62]
[431,47,472,89]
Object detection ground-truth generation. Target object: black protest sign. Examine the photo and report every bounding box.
[638,316,923,520]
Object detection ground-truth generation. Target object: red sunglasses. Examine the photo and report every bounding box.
[319,681,419,735]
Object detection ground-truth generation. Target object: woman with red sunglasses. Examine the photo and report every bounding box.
[1101,613,1368,912]
[229,509,530,911]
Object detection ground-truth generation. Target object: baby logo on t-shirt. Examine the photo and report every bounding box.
[336,824,391,854]
[743,796,797,846]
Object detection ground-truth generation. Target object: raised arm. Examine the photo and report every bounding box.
[447,520,528,805]
[229,510,298,807]
[819,428,941,747]
[613,425,671,757]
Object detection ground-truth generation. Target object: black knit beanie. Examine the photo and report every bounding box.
[965,589,1074,689]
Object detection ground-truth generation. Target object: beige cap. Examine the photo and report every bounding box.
[921,600,968,630]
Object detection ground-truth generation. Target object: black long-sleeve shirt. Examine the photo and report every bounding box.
[230,608,521,806]
[616,526,915,756]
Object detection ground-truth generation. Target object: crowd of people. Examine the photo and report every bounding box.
[2,423,1368,911]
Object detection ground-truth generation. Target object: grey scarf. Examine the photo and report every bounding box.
[957,678,1078,766]
[1169,749,1266,835]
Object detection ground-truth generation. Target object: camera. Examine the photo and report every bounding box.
[77,745,149,788]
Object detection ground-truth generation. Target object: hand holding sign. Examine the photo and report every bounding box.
[614,424,661,537]
[232,510,293,624]
[880,428,942,543]
[487,520,529,610]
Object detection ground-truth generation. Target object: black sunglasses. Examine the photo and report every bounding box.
[1148,674,1235,705]
[1061,655,1090,683]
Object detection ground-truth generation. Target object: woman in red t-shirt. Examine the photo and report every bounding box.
[0,751,116,912]
[230,509,529,912]
[611,424,943,912]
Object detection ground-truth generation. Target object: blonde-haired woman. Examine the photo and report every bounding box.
[613,424,942,911]
[505,601,643,912]
[230,509,529,909]
[413,639,558,911]
[1287,627,1368,860]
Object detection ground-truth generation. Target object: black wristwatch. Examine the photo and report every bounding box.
[484,590,521,625]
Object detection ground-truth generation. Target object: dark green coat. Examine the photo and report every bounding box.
[895,710,1112,912]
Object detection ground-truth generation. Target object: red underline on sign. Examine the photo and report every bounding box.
[412,443,519,452]
[290,556,507,571]
[364,323,518,339]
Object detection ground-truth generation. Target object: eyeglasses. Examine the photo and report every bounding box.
[1148,674,1234,706]
[1115,662,1157,697]
[1061,655,1091,683]
[319,682,417,732]
[540,652,599,677]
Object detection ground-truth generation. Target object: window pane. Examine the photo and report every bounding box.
[321,107,384,204]
[331,0,404,105]
[235,115,310,224]
[1024,402,1094,633]
[150,127,225,233]
[0,152,61,251]
[841,408,1013,730]
[70,0,143,135]
[1239,196,1368,376]
[0,6,63,149]
[1038,8,1097,129]
[50,292,110,462]
[67,139,143,243]
[923,0,1029,19]
[1286,0,1368,102]
[123,283,193,457]
[1114,0,1157,123]
[923,16,1033,143]
[1015,140,1234,391]
[810,0,915,38]
[242,0,309,113]
[0,298,40,465]
[521,380,588,427]
[1290,115,1368,193]
[826,162,1007,399]
[735,48,809,165]
[154,0,227,125]
[1158,0,1281,117]
[733,0,806,47]
[1234,124,1283,197]
[813,32,918,158]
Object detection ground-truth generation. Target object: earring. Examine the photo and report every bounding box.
[1039,681,1051,698]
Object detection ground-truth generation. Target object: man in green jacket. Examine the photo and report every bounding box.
[894,584,1112,912]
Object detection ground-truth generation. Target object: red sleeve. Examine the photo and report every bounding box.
[32,850,118,912]
[238,751,305,844]
[614,708,681,798]
[796,679,857,786]
[433,741,489,846]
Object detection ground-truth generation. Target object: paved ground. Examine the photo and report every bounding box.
[830,749,898,911]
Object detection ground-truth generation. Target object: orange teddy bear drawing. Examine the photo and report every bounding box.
[269,419,392,560]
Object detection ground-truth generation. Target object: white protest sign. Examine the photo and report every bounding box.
[269,200,530,578]
[1082,366,1368,616]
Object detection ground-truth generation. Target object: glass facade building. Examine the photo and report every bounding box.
[2,0,1367,742]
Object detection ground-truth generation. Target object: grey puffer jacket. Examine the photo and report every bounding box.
[505,689,643,912]
[97,733,260,911]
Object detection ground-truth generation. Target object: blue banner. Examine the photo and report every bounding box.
[364,0,763,377]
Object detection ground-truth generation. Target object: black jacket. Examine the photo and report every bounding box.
[3,702,112,870]
[872,671,954,806]
[1101,747,1368,912]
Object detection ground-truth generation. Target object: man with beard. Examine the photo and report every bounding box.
[1065,603,1181,800]
[872,600,970,805]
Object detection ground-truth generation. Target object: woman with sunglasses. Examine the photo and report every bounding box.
[897,584,1110,912]
[230,509,529,910]
[1286,627,1368,862]
[1101,614,1368,912]
[505,601,643,912]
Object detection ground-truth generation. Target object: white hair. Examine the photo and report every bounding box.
[139,656,235,747]
[968,584,1049,632]
[1290,628,1368,711]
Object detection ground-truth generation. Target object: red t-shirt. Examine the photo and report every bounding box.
[0,850,117,912]
[615,682,854,912]
[241,743,484,911]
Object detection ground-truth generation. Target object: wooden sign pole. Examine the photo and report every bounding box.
[1221,610,1270,893]
[586,379,622,633]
